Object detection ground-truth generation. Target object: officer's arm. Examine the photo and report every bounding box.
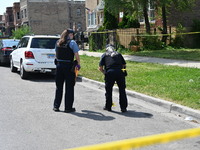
[99,54,105,74]
[74,52,80,65]
[99,66,105,74]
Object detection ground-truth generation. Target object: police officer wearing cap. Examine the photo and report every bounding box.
[53,29,80,113]
[99,45,128,112]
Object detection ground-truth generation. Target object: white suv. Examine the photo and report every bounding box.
[10,35,60,79]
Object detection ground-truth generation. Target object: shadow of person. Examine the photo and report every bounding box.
[110,110,153,118]
[69,110,115,121]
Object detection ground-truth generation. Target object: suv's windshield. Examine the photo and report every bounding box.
[30,38,58,49]
[2,40,19,47]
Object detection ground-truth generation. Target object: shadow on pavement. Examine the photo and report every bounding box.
[21,73,55,82]
[111,110,153,118]
[68,110,115,121]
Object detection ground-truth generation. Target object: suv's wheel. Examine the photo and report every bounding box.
[10,58,17,72]
[20,62,28,79]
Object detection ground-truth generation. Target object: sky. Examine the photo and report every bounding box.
[0,0,85,15]
[0,0,20,15]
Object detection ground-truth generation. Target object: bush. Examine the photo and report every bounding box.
[141,35,164,50]
[191,19,200,48]
[89,33,107,51]
[170,23,186,48]
[118,15,140,29]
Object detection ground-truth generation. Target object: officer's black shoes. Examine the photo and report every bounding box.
[121,108,127,113]
[64,108,76,113]
[53,108,60,112]
[103,107,112,111]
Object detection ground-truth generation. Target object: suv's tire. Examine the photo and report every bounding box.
[20,62,28,79]
[10,58,17,72]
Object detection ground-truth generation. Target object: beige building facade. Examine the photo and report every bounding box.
[20,0,86,35]
[85,0,104,31]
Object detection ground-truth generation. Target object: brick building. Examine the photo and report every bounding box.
[4,7,15,36]
[20,0,86,35]
[13,2,21,30]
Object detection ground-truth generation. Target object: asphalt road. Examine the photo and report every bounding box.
[0,65,200,150]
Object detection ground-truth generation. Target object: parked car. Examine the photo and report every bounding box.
[10,35,60,79]
[0,39,19,65]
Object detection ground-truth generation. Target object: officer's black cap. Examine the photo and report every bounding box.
[67,29,74,34]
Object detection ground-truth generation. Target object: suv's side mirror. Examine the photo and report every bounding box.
[12,45,17,50]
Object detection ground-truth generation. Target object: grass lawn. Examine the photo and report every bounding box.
[79,55,200,110]
[95,48,200,61]
[133,49,200,61]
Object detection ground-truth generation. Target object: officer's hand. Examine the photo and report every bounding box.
[76,64,81,70]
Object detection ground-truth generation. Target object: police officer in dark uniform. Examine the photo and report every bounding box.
[99,45,128,112]
[53,29,80,113]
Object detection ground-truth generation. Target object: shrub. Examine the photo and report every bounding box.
[191,19,200,48]
[170,23,186,48]
[141,35,164,50]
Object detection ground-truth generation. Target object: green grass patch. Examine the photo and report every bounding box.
[133,49,200,61]
[93,48,200,61]
[79,55,200,110]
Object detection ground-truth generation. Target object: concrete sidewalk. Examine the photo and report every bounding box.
[79,50,200,69]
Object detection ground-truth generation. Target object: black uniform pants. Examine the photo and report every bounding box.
[54,63,75,110]
[104,69,128,110]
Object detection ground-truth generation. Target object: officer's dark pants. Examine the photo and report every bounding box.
[54,63,75,110]
[105,69,128,110]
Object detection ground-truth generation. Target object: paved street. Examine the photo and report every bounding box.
[0,66,200,150]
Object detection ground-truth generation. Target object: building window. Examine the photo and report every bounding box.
[88,12,96,27]
[21,10,24,18]
[24,9,27,18]
[17,12,20,20]
[77,23,82,30]
[9,15,13,22]
[139,0,155,23]
[77,8,81,16]
[69,6,72,18]
[149,0,155,21]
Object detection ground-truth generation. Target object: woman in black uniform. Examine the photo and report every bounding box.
[53,29,80,113]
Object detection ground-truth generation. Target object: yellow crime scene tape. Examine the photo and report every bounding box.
[90,30,200,37]
[66,128,200,150]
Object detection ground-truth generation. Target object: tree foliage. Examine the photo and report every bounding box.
[103,5,118,30]
[11,26,33,39]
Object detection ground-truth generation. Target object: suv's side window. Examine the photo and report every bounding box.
[0,41,3,48]
[18,37,29,48]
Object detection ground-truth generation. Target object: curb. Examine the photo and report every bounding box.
[77,76,200,122]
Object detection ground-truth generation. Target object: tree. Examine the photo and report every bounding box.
[155,0,196,43]
[103,3,118,30]
[12,26,33,39]
[104,0,151,33]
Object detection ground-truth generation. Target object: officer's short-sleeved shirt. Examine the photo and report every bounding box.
[99,51,126,70]
[69,40,79,53]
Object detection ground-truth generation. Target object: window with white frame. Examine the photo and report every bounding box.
[149,0,155,21]
[139,0,155,23]
[88,12,96,27]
